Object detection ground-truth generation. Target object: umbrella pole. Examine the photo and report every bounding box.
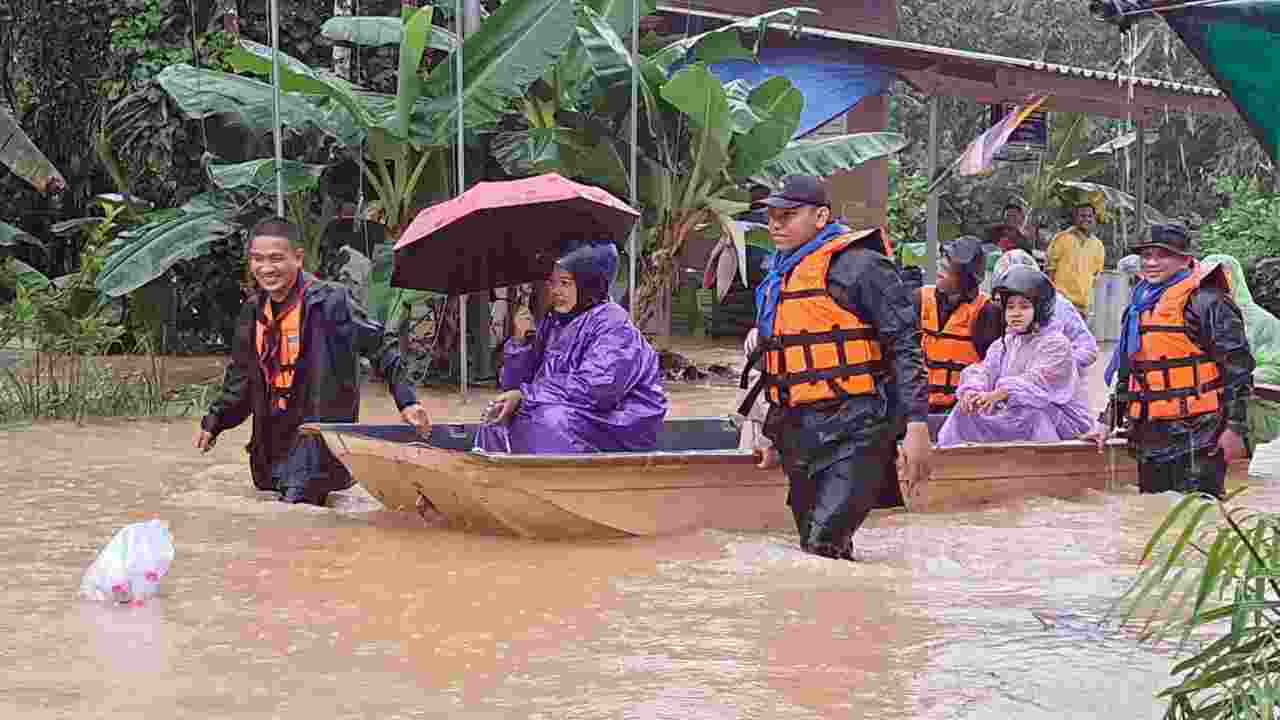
[456,0,468,401]
[628,0,639,321]
[269,0,285,217]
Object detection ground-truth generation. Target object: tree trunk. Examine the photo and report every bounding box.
[633,211,704,343]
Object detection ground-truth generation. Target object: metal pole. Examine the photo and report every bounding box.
[925,95,939,279]
[456,0,468,400]
[628,0,639,319]
[269,0,285,216]
[1135,115,1147,242]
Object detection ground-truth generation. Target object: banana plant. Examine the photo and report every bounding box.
[492,6,907,335]
[0,105,66,194]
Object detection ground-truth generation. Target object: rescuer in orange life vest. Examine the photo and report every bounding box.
[194,218,432,505]
[1085,223,1254,498]
[913,235,1005,414]
[739,175,931,560]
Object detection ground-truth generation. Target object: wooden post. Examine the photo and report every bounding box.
[926,95,939,278]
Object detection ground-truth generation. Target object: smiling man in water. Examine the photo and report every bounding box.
[194,218,431,505]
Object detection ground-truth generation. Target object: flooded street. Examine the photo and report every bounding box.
[2,341,1276,719]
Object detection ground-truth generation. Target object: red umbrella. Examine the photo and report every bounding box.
[392,173,640,295]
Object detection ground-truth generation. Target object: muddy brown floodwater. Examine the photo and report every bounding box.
[1,339,1276,719]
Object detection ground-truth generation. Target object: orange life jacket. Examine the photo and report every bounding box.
[920,286,989,411]
[763,234,884,407]
[255,287,307,412]
[1126,264,1228,422]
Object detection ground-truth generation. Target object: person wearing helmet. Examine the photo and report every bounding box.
[992,249,1099,370]
[738,175,932,561]
[474,237,668,453]
[1086,224,1254,498]
[936,265,1094,447]
[913,236,1005,413]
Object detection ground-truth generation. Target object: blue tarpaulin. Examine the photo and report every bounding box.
[707,43,893,139]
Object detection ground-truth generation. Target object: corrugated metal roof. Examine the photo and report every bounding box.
[655,4,1225,99]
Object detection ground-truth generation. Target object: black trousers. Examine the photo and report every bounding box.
[269,434,355,505]
[1137,450,1227,499]
[782,437,899,559]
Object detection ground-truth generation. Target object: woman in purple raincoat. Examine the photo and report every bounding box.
[937,266,1093,447]
[473,239,668,453]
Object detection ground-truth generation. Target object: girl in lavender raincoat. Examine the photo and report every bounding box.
[937,265,1093,447]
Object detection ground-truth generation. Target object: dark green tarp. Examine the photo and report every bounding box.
[1094,0,1280,162]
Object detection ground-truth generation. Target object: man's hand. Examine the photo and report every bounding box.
[486,390,524,424]
[743,328,759,356]
[401,403,432,437]
[956,392,979,415]
[194,429,216,453]
[756,445,780,470]
[1216,427,1248,463]
[1081,423,1109,453]
[900,421,933,496]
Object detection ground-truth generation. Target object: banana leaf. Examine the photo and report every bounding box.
[420,0,577,138]
[490,128,628,194]
[729,76,804,179]
[10,258,52,291]
[753,132,910,188]
[660,64,734,193]
[320,15,458,51]
[586,0,656,36]
[0,220,42,250]
[156,65,363,147]
[224,40,374,130]
[95,212,241,298]
[648,8,820,72]
[1057,180,1172,225]
[207,158,328,194]
[0,106,66,194]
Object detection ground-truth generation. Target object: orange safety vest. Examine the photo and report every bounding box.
[1126,264,1228,422]
[255,287,307,412]
[920,286,990,411]
[763,234,884,407]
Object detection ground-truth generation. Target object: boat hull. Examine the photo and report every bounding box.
[303,420,794,539]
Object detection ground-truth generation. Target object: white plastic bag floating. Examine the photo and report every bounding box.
[80,519,175,606]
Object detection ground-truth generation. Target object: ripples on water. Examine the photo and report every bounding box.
[2,414,1276,719]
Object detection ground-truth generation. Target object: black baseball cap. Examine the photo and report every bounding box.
[754,175,830,210]
[1131,223,1194,256]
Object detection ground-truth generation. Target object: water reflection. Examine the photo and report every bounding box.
[0,396,1276,718]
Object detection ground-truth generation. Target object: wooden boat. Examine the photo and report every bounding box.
[300,418,795,539]
[901,415,1251,513]
[303,410,1252,537]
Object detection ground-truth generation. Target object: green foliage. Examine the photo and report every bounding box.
[109,0,235,82]
[888,167,928,261]
[1197,177,1280,267]
[1111,491,1280,719]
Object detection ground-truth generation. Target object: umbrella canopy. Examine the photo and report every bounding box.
[1092,0,1280,162]
[392,173,640,295]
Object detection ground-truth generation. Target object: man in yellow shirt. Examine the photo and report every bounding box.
[1046,203,1106,315]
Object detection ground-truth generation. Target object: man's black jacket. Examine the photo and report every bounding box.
[200,273,418,489]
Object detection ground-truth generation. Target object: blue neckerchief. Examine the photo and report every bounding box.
[1104,268,1191,386]
[754,223,849,339]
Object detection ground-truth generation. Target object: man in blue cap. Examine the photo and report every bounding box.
[740,175,931,560]
[1087,223,1254,497]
